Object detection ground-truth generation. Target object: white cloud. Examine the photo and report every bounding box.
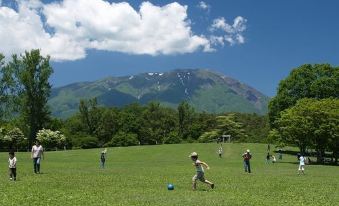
[0,0,213,61]
[0,0,247,62]
[197,1,210,12]
[210,16,247,46]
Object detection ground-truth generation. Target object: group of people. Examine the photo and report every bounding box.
[7,140,45,181]
[7,141,306,191]
[189,146,308,190]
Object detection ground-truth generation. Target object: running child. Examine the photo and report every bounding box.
[8,151,17,181]
[189,152,214,190]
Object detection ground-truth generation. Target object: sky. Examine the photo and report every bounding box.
[0,0,338,96]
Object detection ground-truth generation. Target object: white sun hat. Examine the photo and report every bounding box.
[189,152,198,157]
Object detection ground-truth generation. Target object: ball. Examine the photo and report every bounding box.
[167,184,174,190]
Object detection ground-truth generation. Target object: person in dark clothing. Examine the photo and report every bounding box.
[266,152,271,164]
[242,149,252,173]
[100,148,107,168]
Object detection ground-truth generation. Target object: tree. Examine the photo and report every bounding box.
[3,50,53,147]
[269,64,338,127]
[2,127,26,151]
[79,98,101,136]
[177,101,195,139]
[199,114,246,143]
[36,129,67,150]
[276,98,339,163]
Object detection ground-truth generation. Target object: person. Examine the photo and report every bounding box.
[267,144,270,152]
[189,152,214,190]
[266,152,271,164]
[272,155,276,163]
[8,151,17,181]
[298,155,305,175]
[218,145,223,158]
[278,148,283,160]
[100,148,107,168]
[31,140,44,174]
[242,149,252,173]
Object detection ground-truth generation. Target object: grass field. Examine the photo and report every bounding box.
[0,143,338,206]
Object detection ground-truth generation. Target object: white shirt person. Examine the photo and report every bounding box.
[31,141,44,174]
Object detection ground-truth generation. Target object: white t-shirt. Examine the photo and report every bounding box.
[299,156,305,166]
[32,145,44,158]
[194,160,204,172]
[9,157,17,168]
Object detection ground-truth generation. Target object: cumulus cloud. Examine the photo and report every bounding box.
[0,0,247,61]
[210,16,247,46]
[197,1,210,12]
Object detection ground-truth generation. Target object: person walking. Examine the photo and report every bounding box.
[242,149,252,173]
[8,151,17,181]
[31,141,44,174]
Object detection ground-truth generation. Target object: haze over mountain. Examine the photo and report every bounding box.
[49,69,269,118]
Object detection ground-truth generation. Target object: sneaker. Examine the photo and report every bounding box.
[9,178,13,181]
[211,184,215,189]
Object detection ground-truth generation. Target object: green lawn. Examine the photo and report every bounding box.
[0,143,338,206]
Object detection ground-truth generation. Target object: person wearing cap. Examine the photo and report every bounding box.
[242,149,252,173]
[189,152,214,190]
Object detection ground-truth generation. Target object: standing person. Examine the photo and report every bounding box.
[266,152,271,164]
[267,144,271,152]
[242,149,252,173]
[8,151,17,181]
[218,145,223,158]
[278,148,283,160]
[31,141,44,174]
[189,152,214,190]
[100,148,107,168]
[298,155,305,175]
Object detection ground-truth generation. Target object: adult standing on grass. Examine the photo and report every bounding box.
[189,152,214,190]
[31,140,44,174]
[242,149,252,173]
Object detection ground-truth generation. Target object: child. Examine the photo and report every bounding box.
[298,155,305,175]
[218,145,223,158]
[8,151,17,181]
[100,148,107,168]
[189,152,214,190]
[272,155,276,163]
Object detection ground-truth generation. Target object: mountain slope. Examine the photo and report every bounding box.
[49,69,269,118]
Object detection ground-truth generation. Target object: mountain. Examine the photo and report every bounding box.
[49,69,270,118]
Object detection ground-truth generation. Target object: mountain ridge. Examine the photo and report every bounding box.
[49,69,269,118]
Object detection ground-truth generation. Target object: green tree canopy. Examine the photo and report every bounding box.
[269,64,338,127]
[276,98,339,163]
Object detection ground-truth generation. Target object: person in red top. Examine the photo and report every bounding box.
[242,149,252,173]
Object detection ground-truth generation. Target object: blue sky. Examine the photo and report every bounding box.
[1,0,338,96]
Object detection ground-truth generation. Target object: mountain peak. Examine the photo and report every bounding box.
[49,69,269,118]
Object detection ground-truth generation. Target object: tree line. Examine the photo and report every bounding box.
[0,50,269,151]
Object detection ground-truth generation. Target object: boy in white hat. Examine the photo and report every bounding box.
[189,152,214,190]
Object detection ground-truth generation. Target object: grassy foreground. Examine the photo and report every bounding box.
[0,143,338,206]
